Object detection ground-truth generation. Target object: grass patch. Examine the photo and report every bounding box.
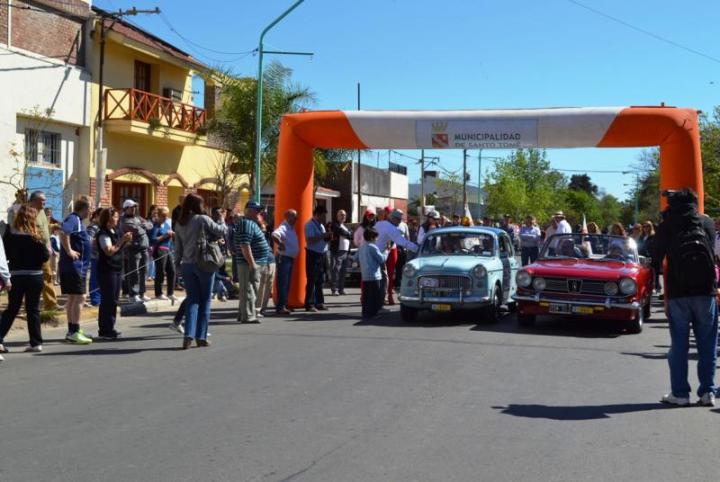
[40,309,61,326]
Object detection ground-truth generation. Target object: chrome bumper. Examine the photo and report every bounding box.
[399,295,491,304]
[512,294,640,310]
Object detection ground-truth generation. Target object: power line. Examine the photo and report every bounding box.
[158,12,256,60]
[567,0,720,65]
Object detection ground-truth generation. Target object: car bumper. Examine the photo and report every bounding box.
[399,294,491,310]
[512,294,640,320]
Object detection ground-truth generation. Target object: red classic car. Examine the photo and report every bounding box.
[512,234,654,333]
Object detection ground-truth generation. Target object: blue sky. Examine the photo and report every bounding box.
[96,0,720,200]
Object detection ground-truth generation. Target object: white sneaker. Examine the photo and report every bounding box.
[661,393,690,406]
[0,353,4,362]
[156,295,169,301]
[0,344,8,353]
[168,323,184,335]
[24,345,42,353]
[141,295,152,302]
[131,295,142,303]
[698,392,716,407]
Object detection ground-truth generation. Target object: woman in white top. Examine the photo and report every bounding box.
[353,209,376,248]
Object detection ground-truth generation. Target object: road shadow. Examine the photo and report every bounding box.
[355,311,484,328]
[493,402,668,420]
[471,316,624,339]
[40,347,183,356]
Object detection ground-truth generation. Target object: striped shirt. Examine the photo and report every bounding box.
[233,217,272,265]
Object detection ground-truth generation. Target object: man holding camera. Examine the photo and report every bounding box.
[654,188,717,407]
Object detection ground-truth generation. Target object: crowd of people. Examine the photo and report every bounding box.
[0,188,717,407]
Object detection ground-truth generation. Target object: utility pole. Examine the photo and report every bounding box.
[94,6,160,208]
[634,172,640,225]
[356,82,361,218]
[462,149,468,210]
[253,0,310,203]
[420,149,425,214]
[478,150,482,207]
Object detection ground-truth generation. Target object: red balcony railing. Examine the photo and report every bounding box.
[104,88,207,134]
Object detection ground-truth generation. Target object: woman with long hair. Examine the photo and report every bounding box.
[174,194,227,349]
[96,208,133,339]
[609,222,627,237]
[0,205,50,353]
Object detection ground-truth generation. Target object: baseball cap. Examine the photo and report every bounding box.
[122,199,138,209]
[364,208,376,217]
[390,209,404,220]
[245,201,263,211]
[427,210,440,220]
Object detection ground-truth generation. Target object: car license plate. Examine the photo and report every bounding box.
[549,303,570,314]
[431,304,452,312]
[572,306,595,315]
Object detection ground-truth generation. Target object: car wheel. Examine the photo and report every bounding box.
[483,285,503,323]
[400,304,419,323]
[626,306,644,334]
[517,313,536,327]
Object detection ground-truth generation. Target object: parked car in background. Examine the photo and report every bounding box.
[398,227,519,322]
[512,234,654,333]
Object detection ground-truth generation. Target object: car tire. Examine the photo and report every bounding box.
[400,304,419,323]
[626,306,644,334]
[483,285,503,323]
[517,313,536,327]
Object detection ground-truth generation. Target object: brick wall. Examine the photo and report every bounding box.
[12,1,89,66]
[155,185,167,207]
[0,3,8,45]
[89,178,112,208]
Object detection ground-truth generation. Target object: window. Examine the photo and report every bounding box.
[499,235,513,257]
[24,129,61,166]
[134,60,152,92]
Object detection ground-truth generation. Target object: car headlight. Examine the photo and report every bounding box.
[619,277,637,295]
[603,281,619,296]
[516,270,532,288]
[403,264,417,278]
[472,265,487,278]
[532,277,546,291]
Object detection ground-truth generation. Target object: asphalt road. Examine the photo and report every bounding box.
[1,290,718,482]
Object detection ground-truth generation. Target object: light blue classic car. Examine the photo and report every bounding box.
[399,227,519,322]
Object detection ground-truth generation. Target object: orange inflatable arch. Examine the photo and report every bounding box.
[275,106,703,307]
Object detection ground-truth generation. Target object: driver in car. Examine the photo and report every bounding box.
[558,238,586,258]
[605,242,629,261]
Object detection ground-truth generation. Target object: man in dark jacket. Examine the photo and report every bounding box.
[329,209,352,296]
[119,199,152,303]
[654,188,717,407]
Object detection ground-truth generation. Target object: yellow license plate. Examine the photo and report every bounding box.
[431,304,452,312]
[573,306,594,315]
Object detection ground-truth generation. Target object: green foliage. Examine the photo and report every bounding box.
[210,62,316,196]
[700,107,720,217]
[568,174,598,195]
[483,149,566,223]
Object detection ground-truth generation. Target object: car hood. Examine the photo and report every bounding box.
[411,255,490,274]
[525,258,640,280]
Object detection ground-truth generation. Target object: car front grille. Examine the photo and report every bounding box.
[543,277,607,295]
[420,275,472,291]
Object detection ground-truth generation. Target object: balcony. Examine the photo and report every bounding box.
[103,88,207,145]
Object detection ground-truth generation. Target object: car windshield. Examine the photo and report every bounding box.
[539,234,639,263]
[420,231,495,257]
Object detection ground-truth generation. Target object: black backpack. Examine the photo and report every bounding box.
[669,214,716,290]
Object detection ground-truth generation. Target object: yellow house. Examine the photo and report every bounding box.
[81,7,249,215]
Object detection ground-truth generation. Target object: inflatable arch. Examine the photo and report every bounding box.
[275,106,702,307]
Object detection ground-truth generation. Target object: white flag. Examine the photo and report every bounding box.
[463,204,474,226]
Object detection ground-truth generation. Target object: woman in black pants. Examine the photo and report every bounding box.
[96,208,133,339]
[0,205,50,353]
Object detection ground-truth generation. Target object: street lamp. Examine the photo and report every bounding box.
[254,0,312,203]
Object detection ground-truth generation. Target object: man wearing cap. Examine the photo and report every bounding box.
[119,199,153,303]
[304,205,332,312]
[417,210,440,245]
[375,209,419,305]
[546,211,572,238]
[234,201,272,323]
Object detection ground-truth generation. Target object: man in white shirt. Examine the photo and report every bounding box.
[375,209,419,304]
[271,209,299,315]
[546,211,572,237]
[417,210,440,246]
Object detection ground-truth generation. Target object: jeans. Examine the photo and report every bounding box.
[88,258,101,305]
[521,247,539,266]
[330,251,348,293]
[154,250,176,297]
[256,263,276,313]
[181,263,215,341]
[0,274,44,347]
[146,250,155,279]
[123,251,145,297]
[276,255,294,310]
[237,263,260,322]
[667,296,718,397]
[98,270,121,336]
[304,249,326,308]
[361,280,383,318]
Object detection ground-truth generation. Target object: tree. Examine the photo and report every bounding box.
[210,62,316,196]
[435,171,464,215]
[483,149,566,222]
[568,174,598,195]
[209,152,250,209]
